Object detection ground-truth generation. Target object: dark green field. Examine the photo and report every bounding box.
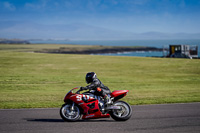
[0,44,200,109]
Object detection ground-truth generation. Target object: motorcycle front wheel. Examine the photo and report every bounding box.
[110,101,132,121]
[60,103,81,122]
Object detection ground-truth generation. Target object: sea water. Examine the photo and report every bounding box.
[30,39,200,57]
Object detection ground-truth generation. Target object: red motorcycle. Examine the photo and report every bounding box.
[60,87,132,121]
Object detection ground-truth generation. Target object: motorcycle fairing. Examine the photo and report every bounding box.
[65,93,110,119]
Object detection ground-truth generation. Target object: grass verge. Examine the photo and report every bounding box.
[0,44,200,109]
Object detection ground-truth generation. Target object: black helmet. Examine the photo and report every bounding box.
[86,72,97,84]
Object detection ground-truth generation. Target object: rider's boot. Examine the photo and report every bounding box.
[104,95,111,108]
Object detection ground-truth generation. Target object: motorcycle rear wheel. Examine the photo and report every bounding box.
[60,103,81,122]
[110,101,132,121]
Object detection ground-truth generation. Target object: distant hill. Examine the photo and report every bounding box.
[0,38,30,44]
[0,21,200,40]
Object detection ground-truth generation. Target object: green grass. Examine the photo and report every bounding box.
[0,44,200,109]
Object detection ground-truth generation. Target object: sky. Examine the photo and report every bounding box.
[0,0,200,40]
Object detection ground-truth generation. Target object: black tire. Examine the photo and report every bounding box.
[60,103,81,122]
[110,101,132,121]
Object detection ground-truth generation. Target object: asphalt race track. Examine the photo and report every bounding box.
[0,103,200,133]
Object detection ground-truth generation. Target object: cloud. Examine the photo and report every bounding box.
[24,0,48,10]
[3,2,16,11]
[128,0,150,5]
[179,0,186,8]
[87,0,102,11]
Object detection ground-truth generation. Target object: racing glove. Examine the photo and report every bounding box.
[80,87,87,91]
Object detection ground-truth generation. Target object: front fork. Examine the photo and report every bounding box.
[71,102,75,111]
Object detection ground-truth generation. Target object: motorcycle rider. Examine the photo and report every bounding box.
[80,72,111,106]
